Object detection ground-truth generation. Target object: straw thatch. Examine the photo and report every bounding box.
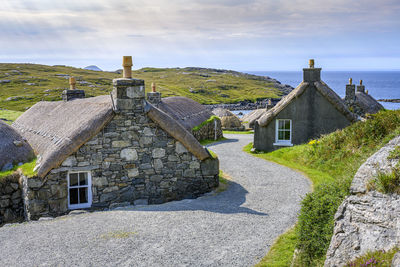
[258,81,358,127]
[144,102,210,160]
[0,121,34,171]
[157,97,214,131]
[355,92,384,115]
[212,108,243,130]
[13,95,114,177]
[241,109,266,128]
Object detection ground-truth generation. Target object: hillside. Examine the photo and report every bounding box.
[0,63,291,111]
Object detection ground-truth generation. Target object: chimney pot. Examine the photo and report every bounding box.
[360,79,363,85]
[309,59,315,68]
[69,77,76,90]
[122,56,132,78]
[349,78,353,85]
[152,82,156,92]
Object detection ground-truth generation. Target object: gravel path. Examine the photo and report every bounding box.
[0,134,310,267]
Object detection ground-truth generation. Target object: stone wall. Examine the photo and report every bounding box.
[25,78,219,220]
[192,119,223,141]
[325,135,400,266]
[0,172,24,225]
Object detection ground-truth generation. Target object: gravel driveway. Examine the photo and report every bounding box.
[0,134,310,267]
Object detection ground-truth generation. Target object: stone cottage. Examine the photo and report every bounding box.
[344,79,384,116]
[254,60,358,152]
[147,83,223,141]
[212,108,244,131]
[12,57,219,220]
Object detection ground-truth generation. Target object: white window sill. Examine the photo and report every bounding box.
[68,203,91,210]
[273,142,293,147]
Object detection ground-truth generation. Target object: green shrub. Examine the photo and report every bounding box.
[346,247,399,266]
[296,181,349,264]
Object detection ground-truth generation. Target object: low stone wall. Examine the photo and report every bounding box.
[325,135,400,266]
[0,172,24,225]
[192,119,223,141]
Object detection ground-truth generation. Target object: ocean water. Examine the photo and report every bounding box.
[246,71,400,110]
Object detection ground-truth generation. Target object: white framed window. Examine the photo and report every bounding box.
[273,119,293,146]
[67,171,92,209]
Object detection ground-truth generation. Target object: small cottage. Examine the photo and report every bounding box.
[254,60,358,152]
[212,108,244,131]
[344,79,384,116]
[147,84,223,141]
[12,57,219,220]
[241,100,274,129]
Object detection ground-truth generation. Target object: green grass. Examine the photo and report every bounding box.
[0,109,23,124]
[0,158,37,179]
[245,109,400,266]
[255,226,298,267]
[223,130,254,134]
[346,247,399,266]
[0,63,284,111]
[367,165,400,194]
[192,115,220,131]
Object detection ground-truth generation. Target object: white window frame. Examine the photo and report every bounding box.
[273,119,293,146]
[67,171,92,209]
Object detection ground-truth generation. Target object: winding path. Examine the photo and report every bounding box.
[0,134,310,266]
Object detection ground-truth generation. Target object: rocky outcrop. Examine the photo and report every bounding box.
[325,135,400,266]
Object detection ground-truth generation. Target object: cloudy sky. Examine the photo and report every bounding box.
[1,0,399,71]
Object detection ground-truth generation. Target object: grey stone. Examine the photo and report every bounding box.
[103,186,119,193]
[392,252,400,267]
[153,159,163,170]
[200,158,219,176]
[0,199,10,208]
[139,136,152,146]
[112,140,131,148]
[120,148,138,161]
[109,202,131,209]
[152,148,165,158]
[10,183,19,190]
[175,142,188,154]
[68,210,88,215]
[92,177,108,187]
[150,175,163,183]
[183,169,196,178]
[100,192,118,202]
[128,168,139,178]
[27,178,43,189]
[189,161,200,169]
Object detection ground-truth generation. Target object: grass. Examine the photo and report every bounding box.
[0,109,23,124]
[346,247,399,266]
[192,115,220,131]
[223,130,254,134]
[245,109,400,266]
[216,171,231,193]
[0,63,284,111]
[100,231,137,240]
[0,158,37,179]
[367,165,400,194]
[255,226,298,267]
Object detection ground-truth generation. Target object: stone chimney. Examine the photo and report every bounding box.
[345,78,356,102]
[112,56,145,112]
[62,76,85,101]
[303,59,321,82]
[147,82,161,105]
[356,80,365,93]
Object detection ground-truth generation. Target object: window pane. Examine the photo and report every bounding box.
[79,173,88,186]
[70,173,78,186]
[79,188,88,204]
[278,120,284,129]
[278,131,284,140]
[284,131,291,140]
[284,120,291,130]
[69,188,78,204]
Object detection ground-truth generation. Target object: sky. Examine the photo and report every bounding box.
[1,0,400,71]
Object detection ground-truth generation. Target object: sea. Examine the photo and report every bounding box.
[246,71,400,111]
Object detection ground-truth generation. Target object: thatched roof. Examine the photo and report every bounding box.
[157,96,213,130]
[144,102,210,160]
[212,108,235,117]
[258,81,358,127]
[13,95,114,177]
[355,92,384,115]
[241,109,266,128]
[0,121,34,171]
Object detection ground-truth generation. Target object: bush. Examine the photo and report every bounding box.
[296,181,349,264]
[368,165,400,194]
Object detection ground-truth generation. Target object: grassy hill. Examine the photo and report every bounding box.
[0,63,289,111]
